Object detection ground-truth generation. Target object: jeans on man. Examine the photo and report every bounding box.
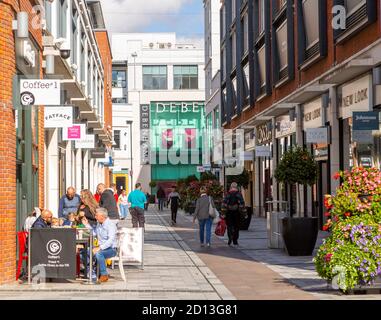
[119,204,129,219]
[130,207,145,228]
[199,217,213,244]
[158,198,165,211]
[95,247,117,276]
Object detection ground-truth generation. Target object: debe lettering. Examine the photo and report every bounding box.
[155,102,201,113]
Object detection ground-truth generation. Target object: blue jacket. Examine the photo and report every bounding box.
[32,216,51,229]
[58,194,81,218]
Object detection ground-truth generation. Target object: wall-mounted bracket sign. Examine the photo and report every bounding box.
[352,112,379,130]
[306,127,329,144]
[44,106,73,128]
[62,123,86,141]
[75,135,95,149]
[20,79,61,106]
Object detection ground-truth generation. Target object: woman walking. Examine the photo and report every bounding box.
[193,187,215,247]
[118,189,129,220]
[77,189,99,227]
[168,186,181,225]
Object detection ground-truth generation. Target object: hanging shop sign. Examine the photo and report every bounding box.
[303,98,323,130]
[255,145,272,158]
[140,104,150,165]
[90,148,107,159]
[244,130,255,150]
[30,228,76,280]
[340,74,371,119]
[62,124,86,141]
[75,135,95,149]
[275,115,296,139]
[20,79,61,106]
[352,130,373,144]
[256,123,272,146]
[306,127,329,144]
[44,106,73,128]
[352,112,379,130]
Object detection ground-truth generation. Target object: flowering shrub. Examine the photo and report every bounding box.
[314,167,381,291]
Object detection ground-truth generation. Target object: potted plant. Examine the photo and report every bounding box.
[227,168,253,230]
[274,146,318,256]
[314,167,381,293]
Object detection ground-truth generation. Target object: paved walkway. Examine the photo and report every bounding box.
[1,207,381,300]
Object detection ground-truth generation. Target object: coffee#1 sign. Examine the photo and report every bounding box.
[44,107,73,128]
[20,80,61,106]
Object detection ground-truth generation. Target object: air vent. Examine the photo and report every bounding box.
[346,4,367,31]
[305,43,320,61]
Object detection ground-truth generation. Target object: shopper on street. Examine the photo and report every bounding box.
[118,189,129,220]
[58,187,81,219]
[157,186,166,211]
[222,182,245,246]
[168,186,181,225]
[193,187,215,247]
[128,183,147,228]
[97,183,120,220]
[77,189,99,227]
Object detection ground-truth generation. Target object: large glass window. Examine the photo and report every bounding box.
[345,0,366,16]
[243,63,250,98]
[112,70,126,88]
[232,77,237,108]
[259,0,265,35]
[113,130,121,150]
[45,0,52,32]
[58,0,67,38]
[258,45,266,88]
[222,46,226,80]
[276,21,288,71]
[173,65,198,90]
[242,13,249,54]
[222,4,226,38]
[232,32,236,69]
[232,0,236,21]
[71,12,78,68]
[143,65,167,90]
[302,0,319,48]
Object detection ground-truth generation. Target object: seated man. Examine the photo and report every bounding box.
[84,207,117,283]
[31,210,53,229]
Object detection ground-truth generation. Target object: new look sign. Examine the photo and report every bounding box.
[44,107,73,128]
[20,80,61,106]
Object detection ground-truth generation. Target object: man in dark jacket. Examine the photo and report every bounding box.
[97,183,120,220]
[222,182,245,246]
[32,210,53,229]
[156,186,166,211]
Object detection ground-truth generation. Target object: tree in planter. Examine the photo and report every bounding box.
[226,168,250,190]
[148,181,157,203]
[274,146,318,217]
[200,171,218,182]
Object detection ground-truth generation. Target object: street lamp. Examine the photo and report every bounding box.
[131,52,137,90]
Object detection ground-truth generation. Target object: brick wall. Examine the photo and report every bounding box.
[0,0,44,285]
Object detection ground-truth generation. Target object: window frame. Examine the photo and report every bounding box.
[142,65,168,90]
[173,65,199,90]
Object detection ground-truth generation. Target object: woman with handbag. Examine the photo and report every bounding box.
[222,182,245,246]
[193,186,215,247]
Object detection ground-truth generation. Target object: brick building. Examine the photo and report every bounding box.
[219,0,381,228]
[0,0,45,285]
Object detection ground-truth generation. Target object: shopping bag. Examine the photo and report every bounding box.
[215,218,226,237]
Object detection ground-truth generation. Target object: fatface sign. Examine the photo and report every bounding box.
[75,135,95,149]
[20,79,61,106]
[44,107,73,128]
[340,74,371,119]
[352,112,379,130]
[30,228,76,279]
[62,124,86,141]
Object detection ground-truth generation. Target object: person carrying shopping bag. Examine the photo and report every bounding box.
[193,187,215,247]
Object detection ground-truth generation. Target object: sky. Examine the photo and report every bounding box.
[99,0,204,45]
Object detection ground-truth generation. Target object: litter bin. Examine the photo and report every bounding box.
[266,201,289,249]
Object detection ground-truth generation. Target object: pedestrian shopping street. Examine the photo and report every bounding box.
[1,207,381,300]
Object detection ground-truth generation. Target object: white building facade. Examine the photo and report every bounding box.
[111,33,205,193]
[43,0,112,215]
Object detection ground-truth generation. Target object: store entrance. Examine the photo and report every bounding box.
[316,161,330,230]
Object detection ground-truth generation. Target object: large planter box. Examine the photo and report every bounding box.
[282,217,318,256]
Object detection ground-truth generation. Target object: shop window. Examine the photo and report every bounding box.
[173,65,198,90]
[143,66,167,90]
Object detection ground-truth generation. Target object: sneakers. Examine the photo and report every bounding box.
[207,243,211,247]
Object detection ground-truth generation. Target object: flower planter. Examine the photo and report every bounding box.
[282,217,318,256]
